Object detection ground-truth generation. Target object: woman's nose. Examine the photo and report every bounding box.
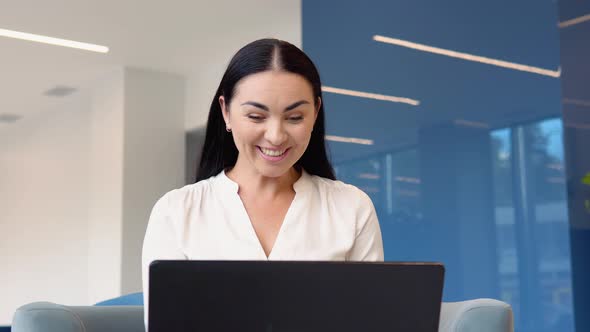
[264,120,288,146]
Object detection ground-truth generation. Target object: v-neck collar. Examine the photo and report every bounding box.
[216,168,311,194]
[214,169,312,259]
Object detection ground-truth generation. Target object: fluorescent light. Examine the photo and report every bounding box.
[322,86,420,106]
[373,34,560,78]
[454,119,490,129]
[325,135,374,145]
[546,163,564,171]
[563,98,590,108]
[395,176,421,184]
[0,28,109,53]
[358,173,381,180]
[559,13,590,29]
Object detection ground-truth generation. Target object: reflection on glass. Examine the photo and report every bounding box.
[387,149,421,225]
[488,119,573,331]
[331,147,422,261]
[524,119,573,331]
[305,1,574,330]
[332,118,574,331]
[491,128,520,325]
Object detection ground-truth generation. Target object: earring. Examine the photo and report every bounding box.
[226,126,231,132]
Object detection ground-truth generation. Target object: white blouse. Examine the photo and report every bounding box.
[141,169,384,324]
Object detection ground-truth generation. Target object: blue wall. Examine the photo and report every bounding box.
[303,1,578,331]
[558,1,590,331]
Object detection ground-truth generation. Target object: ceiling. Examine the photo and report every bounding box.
[0,0,301,128]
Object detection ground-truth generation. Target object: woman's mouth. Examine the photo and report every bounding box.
[257,146,290,162]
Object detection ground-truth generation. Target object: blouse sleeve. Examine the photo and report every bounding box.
[141,192,187,328]
[347,190,384,261]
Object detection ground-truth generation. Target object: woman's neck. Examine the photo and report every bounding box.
[226,165,300,198]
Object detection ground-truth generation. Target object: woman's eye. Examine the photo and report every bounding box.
[288,116,304,122]
[247,115,264,121]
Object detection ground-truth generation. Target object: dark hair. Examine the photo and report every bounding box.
[195,38,335,182]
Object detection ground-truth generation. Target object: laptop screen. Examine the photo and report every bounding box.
[149,261,444,332]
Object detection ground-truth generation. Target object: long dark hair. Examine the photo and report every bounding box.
[196,38,335,182]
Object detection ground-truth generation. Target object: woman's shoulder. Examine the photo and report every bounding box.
[308,174,372,204]
[153,173,222,210]
[306,174,377,228]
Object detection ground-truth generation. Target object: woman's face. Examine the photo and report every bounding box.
[220,70,319,179]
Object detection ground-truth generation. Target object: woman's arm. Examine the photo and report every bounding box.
[142,193,187,328]
[347,191,384,261]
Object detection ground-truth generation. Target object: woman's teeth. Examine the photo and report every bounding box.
[260,147,286,157]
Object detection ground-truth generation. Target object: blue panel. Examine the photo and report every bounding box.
[303,1,576,331]
[558,1,590,331]
[94,292,143,306]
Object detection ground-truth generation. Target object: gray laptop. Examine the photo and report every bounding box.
[149,261,444,332]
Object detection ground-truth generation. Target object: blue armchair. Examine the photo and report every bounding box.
[11,293,513,332]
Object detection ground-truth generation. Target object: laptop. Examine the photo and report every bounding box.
[149,261,445,332]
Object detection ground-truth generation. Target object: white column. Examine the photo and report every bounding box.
[87,67,185,303]
[120,67,186,294]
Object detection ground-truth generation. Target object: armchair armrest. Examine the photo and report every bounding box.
[12,302,144,332]
[439,298,514,332]
[12,298,513,332]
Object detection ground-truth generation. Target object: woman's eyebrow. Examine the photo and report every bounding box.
[241,100,310,112]
[285,100,310,111]
[241,101,268,111]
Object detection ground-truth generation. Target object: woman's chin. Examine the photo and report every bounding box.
[254,163,294,178]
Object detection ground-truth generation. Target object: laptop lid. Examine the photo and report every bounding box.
[149,261,444,332]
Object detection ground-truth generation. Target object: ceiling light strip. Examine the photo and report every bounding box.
[322,86,420,106]
[454,119,490,128]
[0,28,109,53]
[563,98,590,108]
[373,35,560,78]
[325,135,374,145]
[558,13,590,28]
[395,176,421,184]
[565,122,590,130]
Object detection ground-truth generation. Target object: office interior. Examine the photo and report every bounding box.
[1,1,589,331]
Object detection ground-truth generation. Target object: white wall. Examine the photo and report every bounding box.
[121,68,186,294]
[184,3,302,130]
[0,67,186,325]
[0,1,301,325]
[86,68,125,303]
[0,91,92,324]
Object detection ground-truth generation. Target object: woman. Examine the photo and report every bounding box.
[142,38,383,323]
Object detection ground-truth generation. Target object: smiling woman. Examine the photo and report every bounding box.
[141,38,384,328]
[197,38,334,182]
[220,70,318,179]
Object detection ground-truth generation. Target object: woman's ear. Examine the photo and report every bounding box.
[314,97,322,121]
[219,96,230,130]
